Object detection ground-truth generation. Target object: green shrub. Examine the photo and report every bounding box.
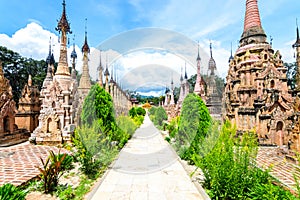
[36,150,73,193]
[152,106,167,127]
[117,115,137,136]
[0,183,27,200]
[248,182,297,200]
[175,93,211,163]
[133,115,144,126]
[129,107,137,118]
[165,136,171,143]
[73,121,118,179]
[195,120,296,199]
[135,107,146,116]
[148,107,156,116]
[81,84,115,130]
[167,116,179,138]
[57,185,75,200]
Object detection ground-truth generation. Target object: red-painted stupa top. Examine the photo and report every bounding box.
[244,0,262,31]
[240,0,266,46]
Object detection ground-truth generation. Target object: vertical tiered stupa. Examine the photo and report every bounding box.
[31,0,78,144]
[224,0,293,146]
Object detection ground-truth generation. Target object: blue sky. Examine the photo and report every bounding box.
[0,0,299,95]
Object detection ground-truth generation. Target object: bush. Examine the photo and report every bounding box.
[117,115,137,136]
[0,183,27,200]
[150,106,167,127]
[248,182,297,200]
[135,107,146,116]
[129,107,137,118]
[174,93,211,163]
[195,120,296,199]
[132,115,144,126]
[81,84,130,147]
[81,84,115,130]
[129,107,146,118]
[167,116,179,138]
[148,107,156,116]
[36,150,73,193]
[73,120,118,179]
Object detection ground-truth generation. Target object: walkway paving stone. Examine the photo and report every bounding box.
[0,142,69,186]
[90,115,206,200]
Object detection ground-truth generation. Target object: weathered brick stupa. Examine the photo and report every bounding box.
[290,23,300,151]
[205,43,222,120]
[193,44,206,100]
[15,74,41,132]
[31,0,78,145]
[224,0,293,146]
[76,25,92,125]
[0,61,30,146]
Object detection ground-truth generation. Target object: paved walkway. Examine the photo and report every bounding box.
[89,115,206,200]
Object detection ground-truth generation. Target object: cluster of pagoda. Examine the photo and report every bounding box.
[163,43,223,121]
[0,0,131,146]
[2,0,300,153]
[163,0,300,153]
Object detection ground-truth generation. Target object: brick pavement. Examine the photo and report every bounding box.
[0,142,69,186]
[256,147,300,192]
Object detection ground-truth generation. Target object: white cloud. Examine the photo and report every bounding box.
[0,22,83,72]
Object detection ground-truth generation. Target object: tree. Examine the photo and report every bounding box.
[81,84,115,130]
[175,93,212,162]
[285,62,297,89]
[0,46,47,105]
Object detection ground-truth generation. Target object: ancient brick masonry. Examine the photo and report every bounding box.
[31,0,78,145]
[205,43,222,120]
[15,75,41,132]
[290,24,300,151]
[0,61,30,146]
[224,0,294,147]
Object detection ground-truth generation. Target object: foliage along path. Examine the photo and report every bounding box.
[88,114,206,200]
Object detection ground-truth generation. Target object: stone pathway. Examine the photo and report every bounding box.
[257,147,300,192]
[0,142,69,186]
[89,115,207,200]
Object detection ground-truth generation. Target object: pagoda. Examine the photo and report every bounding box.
[193,44,206,99]
[290,22,300,151]
[0,61,30,146]
[15,75,41,132]
[224,0,293,146]
[76,21,92,125]
[205,43,222,120]
[177,65,190,108]
[31,0,78,144]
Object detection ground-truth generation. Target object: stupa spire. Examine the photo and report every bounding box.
[208,42,216,76]
[293,19,300,88]
[104,54,110,92]
[78,19,91,90]
[180,67,183,82]
[293,19,300,48]
[55,0,72,76]
[81,18,90,53]
[240,0,266,46]
[184,62,188,80]
[228,42,234,63]
[71,35,77,80]
[197,42,201,61]
[98,50,104,87]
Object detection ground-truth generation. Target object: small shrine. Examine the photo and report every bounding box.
[15,75,41,132]
[0,61,29,146]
